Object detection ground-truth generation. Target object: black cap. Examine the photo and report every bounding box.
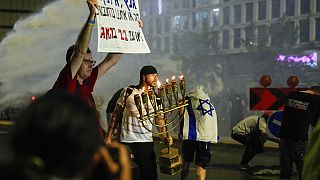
[140,65,158,77]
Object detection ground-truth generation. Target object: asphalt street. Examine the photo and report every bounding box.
[0,126,299,180]
[154,138,298,180]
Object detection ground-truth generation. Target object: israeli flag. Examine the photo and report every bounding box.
[182,86,218,143]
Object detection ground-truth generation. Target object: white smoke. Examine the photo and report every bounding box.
[0,0,224,115]
[0,0,141,110]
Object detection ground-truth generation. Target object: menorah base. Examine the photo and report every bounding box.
[159,147,182,175]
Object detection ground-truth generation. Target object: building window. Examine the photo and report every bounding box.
[223,30,229,49]
[272,0,280,18]
[234,5,241,24]
[164,17,171,33]
[158,0,163,15]
[182,15,189,29]
[317,0,320,12]
[157,38,162,49]
[246,3,253,22]
[233,28,241,48]
[141,1,147,16]
[258,0,266,20]
[245,26,255,46]
[258,25,269,46]
[173,15,180,29]
[301,0,310,15]
[286,0,295,16]
[223,7,230,25]
[212,0,219,5]
[270,23,279,47]
[152,39,157,49]
[202,11,209,29]
[183,0,189,9]
[316,18,320,40]
[212,8,220,26]
[193,12,201,29]
[156,18,161,34]
[174,0,179,9]
[149,19,154,35]
[203,0,210,7]
[150,0,154,15]
[192,0,200,8]
[164,37,170,51]
[300,19,309,43]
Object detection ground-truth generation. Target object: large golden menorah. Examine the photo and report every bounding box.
[133,75,188,133]
[134,75,188,175]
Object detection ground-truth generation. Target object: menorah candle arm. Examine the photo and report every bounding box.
[155,118,173,146]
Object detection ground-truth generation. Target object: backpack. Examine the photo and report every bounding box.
[106,86,135,130]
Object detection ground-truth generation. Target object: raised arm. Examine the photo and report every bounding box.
[97,53,123,80]
[69,0,97,78]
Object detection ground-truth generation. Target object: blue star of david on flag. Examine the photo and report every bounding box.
[196,99,215,116]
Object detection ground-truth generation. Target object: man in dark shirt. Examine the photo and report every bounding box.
[279,86,320,180]
[51,0,123,138]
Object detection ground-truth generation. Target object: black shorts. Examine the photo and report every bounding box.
[182,140,212,168]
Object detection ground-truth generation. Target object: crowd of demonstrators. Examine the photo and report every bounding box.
[231,112,279,170]
[279,86,320,180]
[1,92,131,180]
[6,0,320,178]
[50,0,122,138]
[105,65,173,180]
[179,86,218,180]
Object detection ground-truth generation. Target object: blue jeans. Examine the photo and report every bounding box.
[279,140,307,180]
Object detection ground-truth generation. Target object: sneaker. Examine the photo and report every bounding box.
[239,163,252,171]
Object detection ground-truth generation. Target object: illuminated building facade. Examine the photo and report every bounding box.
[140,0,320,54]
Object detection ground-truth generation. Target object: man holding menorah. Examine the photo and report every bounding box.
[105,65,173,180]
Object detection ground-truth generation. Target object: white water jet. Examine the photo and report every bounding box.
[0,0,148,111]
[0,0,224,116]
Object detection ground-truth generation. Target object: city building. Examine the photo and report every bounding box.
[0,0,52,40]
[140,0,320,54]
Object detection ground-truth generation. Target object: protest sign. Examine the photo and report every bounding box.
[96,0,150,53]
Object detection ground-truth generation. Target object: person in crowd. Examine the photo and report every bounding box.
[302,115,320,180]
[50,0,122,138]
[279,86,320,180]
[231,112,279,170]
[179,86,218,180]
[105,65,173,180]
[6,92,131,180]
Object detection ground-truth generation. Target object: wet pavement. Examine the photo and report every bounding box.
[0,127,299,180]
[154,138,299,180]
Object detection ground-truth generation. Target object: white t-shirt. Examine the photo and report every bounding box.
[232,115,267,135]
[117,87,154,143]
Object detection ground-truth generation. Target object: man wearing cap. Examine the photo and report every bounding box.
[105,65,173,180]
[279,86,320,180]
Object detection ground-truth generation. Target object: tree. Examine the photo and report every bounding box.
[171,28,223,94]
